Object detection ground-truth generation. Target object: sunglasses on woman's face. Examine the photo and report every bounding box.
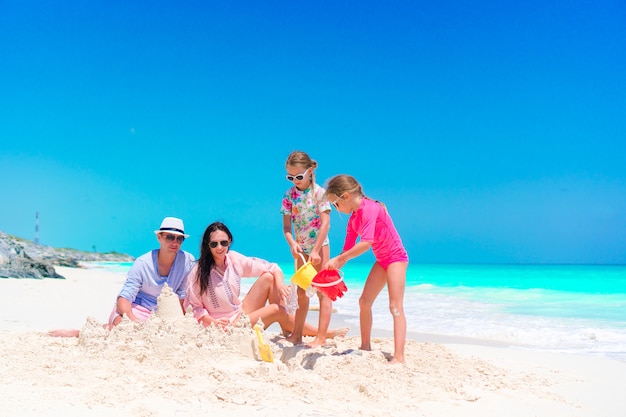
[163,234,185,243]
[286,168,310,182]
[209,240,230,249]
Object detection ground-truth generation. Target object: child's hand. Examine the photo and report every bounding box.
[309,251,321,265]
[290,244,303,258]
[325,256,346,271]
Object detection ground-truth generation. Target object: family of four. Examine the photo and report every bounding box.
[53,151,409,364]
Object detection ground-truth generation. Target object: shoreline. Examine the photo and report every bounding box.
[2,265,622,360]
[1,265,619,355]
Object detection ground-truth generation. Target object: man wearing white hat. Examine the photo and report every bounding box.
[109,217,196,325]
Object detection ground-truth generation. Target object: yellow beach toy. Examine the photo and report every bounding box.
[291,253,317,290]
[253,324,274,363]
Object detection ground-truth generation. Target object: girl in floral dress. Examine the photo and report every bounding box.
[281,151,342,347]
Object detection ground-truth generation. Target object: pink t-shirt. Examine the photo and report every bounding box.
[185,251,281,321]
[344,198,408,268]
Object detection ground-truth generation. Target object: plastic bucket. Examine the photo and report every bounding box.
[291,254,317,290]
[311,270,344,288]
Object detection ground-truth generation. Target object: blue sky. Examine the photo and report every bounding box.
[1,1,625,264]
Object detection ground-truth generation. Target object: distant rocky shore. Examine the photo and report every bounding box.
[0,231,134,279]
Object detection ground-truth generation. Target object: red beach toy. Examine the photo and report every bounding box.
[311,269,348,301]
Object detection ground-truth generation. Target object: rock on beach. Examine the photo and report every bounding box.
[0,230,134,279]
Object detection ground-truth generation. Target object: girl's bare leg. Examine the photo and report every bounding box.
[285,286,308,344]
[295,315,347,339]
[386,261,408,364]
[285,254,308,344]
[359,262,387,351]
[305,245,333,347]
[307,292,331,347]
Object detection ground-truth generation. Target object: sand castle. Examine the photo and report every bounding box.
[155,283,184,320]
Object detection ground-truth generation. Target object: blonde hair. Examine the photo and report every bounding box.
[286,150,319,192]
[325,174,363,198]
[325,174,386,210]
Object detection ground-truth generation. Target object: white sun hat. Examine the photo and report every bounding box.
[153,217,189,238]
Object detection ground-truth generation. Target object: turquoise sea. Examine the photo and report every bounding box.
[94,262,626,361]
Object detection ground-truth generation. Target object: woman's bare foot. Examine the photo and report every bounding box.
[327,327,349,339]
[48,329,80,338]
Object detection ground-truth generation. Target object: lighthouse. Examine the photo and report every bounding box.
[35,211,40,244]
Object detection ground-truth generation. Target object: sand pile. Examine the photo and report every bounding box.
[155,283,184,321]
[0,307,556,417]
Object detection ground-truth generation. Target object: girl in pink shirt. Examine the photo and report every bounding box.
[324,175,409,364]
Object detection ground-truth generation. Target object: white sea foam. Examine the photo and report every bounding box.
[334,286,626,361]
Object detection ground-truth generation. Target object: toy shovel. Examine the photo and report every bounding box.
[253,324,274,363]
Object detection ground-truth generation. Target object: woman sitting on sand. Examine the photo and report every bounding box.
[185,221,347,340]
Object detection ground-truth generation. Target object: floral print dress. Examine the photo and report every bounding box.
[281,185,331,253]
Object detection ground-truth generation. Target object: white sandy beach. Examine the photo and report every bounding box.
[1,266,625,417]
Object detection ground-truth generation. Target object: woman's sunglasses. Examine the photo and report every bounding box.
[209,240,230,249]
[163,234,185,243]
[286,168,310,182]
